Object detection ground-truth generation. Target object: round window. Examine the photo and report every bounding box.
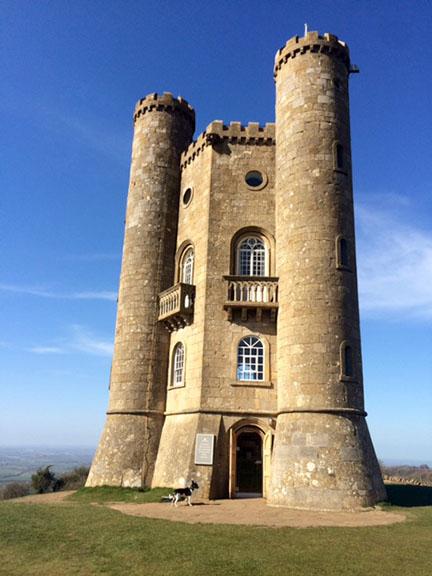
[182,187,193,206]
[245,170,267,190]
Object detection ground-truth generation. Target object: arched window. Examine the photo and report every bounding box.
[237,237,267,276]
[181,247,194,284]
[172,343,185,387]
[237,336,264,381]
[340,341,354,379]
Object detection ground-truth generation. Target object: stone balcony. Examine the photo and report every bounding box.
[158,283,195,331]
[223,276,279,322]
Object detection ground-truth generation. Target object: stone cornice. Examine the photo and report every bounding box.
[107,409,164,417]
[164,408,276,417]
[277,407,367,417]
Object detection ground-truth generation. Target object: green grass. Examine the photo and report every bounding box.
[1,486,431,576]
[68,486,171,504]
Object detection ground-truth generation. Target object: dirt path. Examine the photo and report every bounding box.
[8,492,405,528]
[9,491,75,504]
[109,498,406,528]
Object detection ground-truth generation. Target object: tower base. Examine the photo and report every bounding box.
[86,413,164,488]
[269,412,386,510]
[152,412,224,499]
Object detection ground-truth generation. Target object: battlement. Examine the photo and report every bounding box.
[181,120,275,169]
[134,92,195,128]
[274,31,350,79]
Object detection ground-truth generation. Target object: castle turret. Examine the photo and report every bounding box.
[270,32,386,509]
[87,93,195,487]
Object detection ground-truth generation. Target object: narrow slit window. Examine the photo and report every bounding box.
[334,142,344,170]
[342,344,354,378]
[336,236,350,269]
[340,238,349,267]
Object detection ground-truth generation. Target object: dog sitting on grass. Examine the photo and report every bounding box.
[170,480,199,507]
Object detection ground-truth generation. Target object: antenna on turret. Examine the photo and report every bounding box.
[304,23,308,36]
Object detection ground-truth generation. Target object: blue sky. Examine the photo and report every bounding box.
[1,0,431,464]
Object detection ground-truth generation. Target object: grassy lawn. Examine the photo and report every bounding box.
[0,486,431,576]
[68,486,171,504]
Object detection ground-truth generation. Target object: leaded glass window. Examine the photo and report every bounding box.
[237,336,264,381]
[238,237,266,276]
[172,343,185,386]
[182,248,194,284]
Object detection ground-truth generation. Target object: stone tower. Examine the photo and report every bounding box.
[87,31,386,510]
[86,93,194,487]
[269,32,385,508]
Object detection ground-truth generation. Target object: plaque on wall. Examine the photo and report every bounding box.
[194,434,215,465]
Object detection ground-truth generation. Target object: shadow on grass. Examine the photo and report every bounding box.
[385,483,432,507]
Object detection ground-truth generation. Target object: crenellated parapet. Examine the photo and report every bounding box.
[181,120,275,169]
[134,92,195,130]
[274,31,351,79]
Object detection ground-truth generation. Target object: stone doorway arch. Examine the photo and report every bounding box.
[228,418,274,499]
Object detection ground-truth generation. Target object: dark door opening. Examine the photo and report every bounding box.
[236,431,263,495]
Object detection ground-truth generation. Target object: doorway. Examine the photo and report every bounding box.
[229,422,273,498]
[236,430,263,496]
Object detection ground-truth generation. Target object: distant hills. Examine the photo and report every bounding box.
[1,446,431,487]
[0,446,94,485]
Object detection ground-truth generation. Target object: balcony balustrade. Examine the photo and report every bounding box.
[158,282,195,331]
[223,276,278,322]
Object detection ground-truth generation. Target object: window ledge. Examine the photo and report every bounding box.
[168,383,186,390]
[231,380,273,388]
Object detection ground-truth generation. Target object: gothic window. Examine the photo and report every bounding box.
[237,237,267,276]
[181,247,194,285]
[237,336,264,381]
[172,343,185,387]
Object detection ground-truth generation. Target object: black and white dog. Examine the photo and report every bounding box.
[170,480,199,507]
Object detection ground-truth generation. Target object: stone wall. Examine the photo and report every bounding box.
[152,122,278,498]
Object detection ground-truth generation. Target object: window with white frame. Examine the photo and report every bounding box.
[237,237,267,276]
[181,247,194,284]
[172,343,185,387]
[237,336,264,381]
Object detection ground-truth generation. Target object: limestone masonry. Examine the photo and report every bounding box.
[87,31,386,510]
